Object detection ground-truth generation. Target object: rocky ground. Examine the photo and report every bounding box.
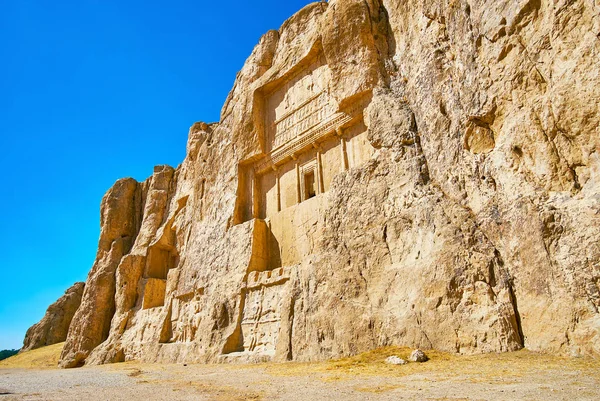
[1,346,599,400]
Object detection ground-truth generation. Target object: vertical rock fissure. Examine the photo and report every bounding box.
[495,249,525,348]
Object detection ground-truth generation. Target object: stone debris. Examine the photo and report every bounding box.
[385,356,408,365]
[409,350,429,363]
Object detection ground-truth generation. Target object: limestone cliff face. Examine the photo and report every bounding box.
[21,282,85,353]
[57,0,600,367]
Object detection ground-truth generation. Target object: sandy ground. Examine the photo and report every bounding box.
[1,346,599,400]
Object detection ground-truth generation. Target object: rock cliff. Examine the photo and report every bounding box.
[54,0,599,367]
[21,282,84,352]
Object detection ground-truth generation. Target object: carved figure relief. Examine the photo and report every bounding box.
[241,268,291,355]
[270,91,337,150]
[266,54,334,152]
[254,52,371,175]
[161,289,205,344]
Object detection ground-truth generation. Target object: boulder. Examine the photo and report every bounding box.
[385,356,408,365]
[409,349,429,363]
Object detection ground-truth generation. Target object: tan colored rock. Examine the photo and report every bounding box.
[59,178,144,368]
[52,0,600,368]
[385,356,407,365]
[21,282,84,352]
[464,122,495,154]
[409,349,428,363]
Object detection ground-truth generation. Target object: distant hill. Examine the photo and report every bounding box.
[0,343,62,368]
[0,349,19,361]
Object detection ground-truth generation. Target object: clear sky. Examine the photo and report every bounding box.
[0,0,314,350]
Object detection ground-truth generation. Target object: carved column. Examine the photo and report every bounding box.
[313,143,325,194]
[273,166,281,212]
[252,170,260,219]
[292,155,301,204]
[336,127,348,171]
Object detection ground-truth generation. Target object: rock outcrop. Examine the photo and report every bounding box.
[21,282,84,352]
[54,0,599,368]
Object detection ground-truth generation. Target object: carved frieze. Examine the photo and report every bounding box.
[246,266,292,290]
[255,95,369,174]
[270,91,336,150]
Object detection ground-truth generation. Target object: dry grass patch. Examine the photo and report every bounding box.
[261,346,600,384]
[0,343,63,369]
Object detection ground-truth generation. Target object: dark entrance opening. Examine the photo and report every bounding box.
[304,170,316,200]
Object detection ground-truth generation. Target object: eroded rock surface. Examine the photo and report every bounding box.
[54,0,600,368]
[21,282,84,352]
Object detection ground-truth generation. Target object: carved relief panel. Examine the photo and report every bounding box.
[265,54,336,153]
[241,284,286,355]
[162,290,205,344]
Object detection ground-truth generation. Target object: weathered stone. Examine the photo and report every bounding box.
[409,349,429,363]
[42,0,600,368]
[385,356,408,365]
[464,122,495,154]
[365,88,417,149]
[21,282,84,352]
[59,178,144,368]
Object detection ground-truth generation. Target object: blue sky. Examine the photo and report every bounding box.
[0,0,313,350]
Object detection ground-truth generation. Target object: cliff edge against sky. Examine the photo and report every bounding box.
[24,0,600,367]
